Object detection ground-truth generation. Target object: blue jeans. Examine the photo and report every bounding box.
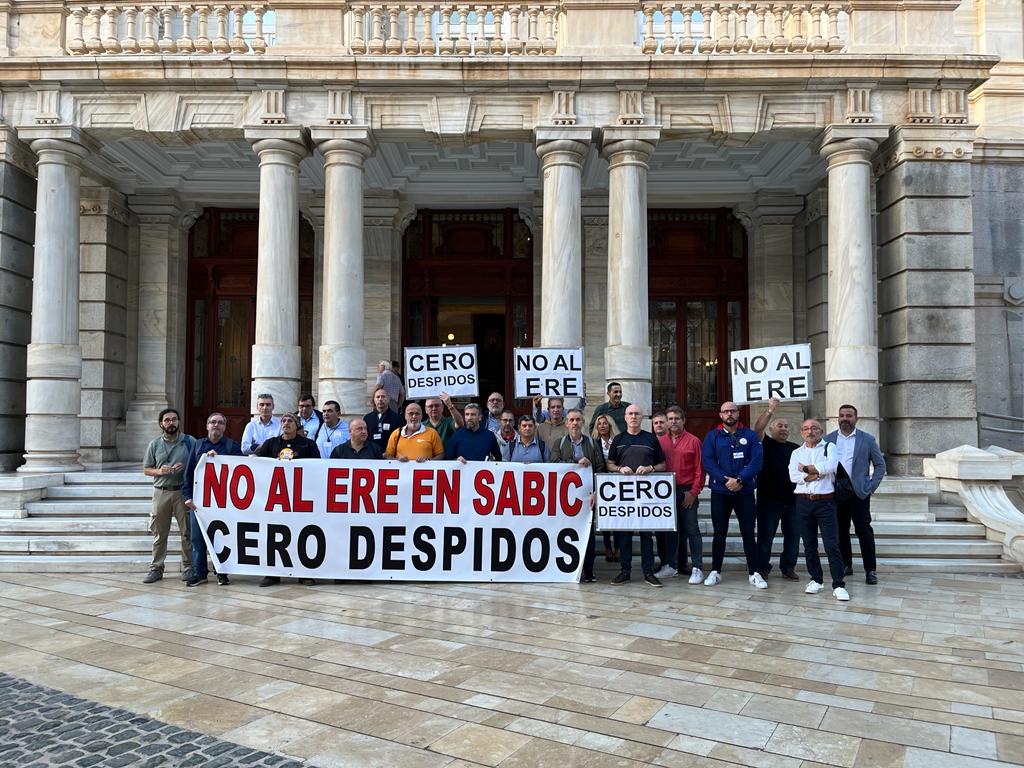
[189,507,209,579]
[617,532,655,575]
[757,498,799,573]
[664,486,702,570]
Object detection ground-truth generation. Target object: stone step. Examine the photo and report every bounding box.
[64,472,150,485]
[25,501,153,516]
[46,485,154,500]
[0,554,185,573]
[932,504,968,521]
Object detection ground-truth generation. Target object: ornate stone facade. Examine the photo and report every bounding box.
[0,0,1021,475]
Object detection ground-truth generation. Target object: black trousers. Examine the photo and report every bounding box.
[836,494,877,572]
[796,496,846,589]
[710,493,758,574]
[757,498,799,574]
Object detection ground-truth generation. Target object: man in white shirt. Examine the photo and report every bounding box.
[315,399,350,458]
[241,393,280,455]
[789,419,849,602]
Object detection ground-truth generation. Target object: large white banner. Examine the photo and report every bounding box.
[193,456,592,582]
[594,473,677,532]
[730,343,812,405]
[404,345,479,398]
[513,347,585,399]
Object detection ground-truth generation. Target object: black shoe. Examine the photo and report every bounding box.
[865,571,878,585]
[185,575,208,587]
[781,569,799,581]
[216,574,230,586]
[644,573,663,588]
[258,576,281,588]
[581,572,596,583]
[844,566,854,577]
[143,569,162,584]
[180,568,194,583]
[611,570,630,585]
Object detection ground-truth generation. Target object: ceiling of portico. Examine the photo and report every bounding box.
[86,134,825,208]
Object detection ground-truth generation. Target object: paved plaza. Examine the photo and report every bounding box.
[1,568,1023,768]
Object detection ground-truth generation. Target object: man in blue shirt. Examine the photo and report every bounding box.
[445,403,501,462]
[503,414,550,463]
[183,411,242,588]
[701,401,764,589]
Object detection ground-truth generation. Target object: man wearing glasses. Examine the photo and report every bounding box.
[701,401,764,588]
[485,392,505,433]
[182,412,242,588]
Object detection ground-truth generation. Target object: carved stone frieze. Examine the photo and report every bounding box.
[845,86,873,124]
[874,124,975,174]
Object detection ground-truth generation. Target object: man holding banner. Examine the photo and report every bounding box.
[445,403,501,462]
[702,401,765,589]
[386,402,444,462]
[607,404,667,587]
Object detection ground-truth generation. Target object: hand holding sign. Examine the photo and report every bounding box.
[514,347,584,399]
[405,345,479,399]
[730,343,812,405]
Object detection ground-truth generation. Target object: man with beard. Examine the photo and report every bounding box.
[142,408,194,584]
[485,392,505,434]
[315,400,350,458]
[445,403,502,462]
[551,408,606,583]
[753,397,800,581]
[386,402,444,461]
[364,387,405,454]
[183,412,241,587]
[589,382,630,433]
[702,401,764,589]
[535,396,568,445]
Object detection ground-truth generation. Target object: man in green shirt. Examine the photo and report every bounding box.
[142,408,194,584]
[424,392,464,448]
[588,381,630,434]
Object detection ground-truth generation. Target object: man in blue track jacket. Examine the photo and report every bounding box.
[701,401,765,589]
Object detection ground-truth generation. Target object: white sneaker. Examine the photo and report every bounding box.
[833,587,850,602]
[805,580,824,594]
[703,570,721,586]
[655,565,678,579]
[688,568,704,585]
[749,572,768,589]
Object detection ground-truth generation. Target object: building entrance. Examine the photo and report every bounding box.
[649,210,749,440]
[402,210,533,408]
[184,210,315,440]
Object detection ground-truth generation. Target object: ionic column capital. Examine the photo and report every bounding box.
[245,124,310,166]
[816,123,890,168]
[535,125,592,168]
[311,125,374,168]
[599,126,661,168]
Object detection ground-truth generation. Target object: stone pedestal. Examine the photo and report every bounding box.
[245,126,309,413]
[311,126,373,418]
[17,127,90,473]
[536,127,590,348]
[602,127,659,415]
[118,194,192,460]
[876,125,978,474]
[817,124,890,435]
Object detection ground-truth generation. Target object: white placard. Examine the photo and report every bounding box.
[193,456,593,582]
[513,347,585,399]
[594,473,677,532]
[404,345,479,398]
[730,343,813,405]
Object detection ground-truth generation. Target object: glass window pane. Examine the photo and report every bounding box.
[215,299,251,408]
[191,300,207,408]
[686,300,718,411]
[650,300,677,413]
[727,300,742,355]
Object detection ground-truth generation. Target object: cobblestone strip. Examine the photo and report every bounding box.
[0,673,308,768]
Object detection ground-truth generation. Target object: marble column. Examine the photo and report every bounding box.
[601,126,659,416]
[310,126,372,416]
[245,126,310,413]
[117,194,193,460]
[817,124,889,435]
[535,127,591,348]
[17,127,89,472]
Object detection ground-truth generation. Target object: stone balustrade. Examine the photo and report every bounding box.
[66,4,271,55]
[348,3,558,56]
[638,2,846,54]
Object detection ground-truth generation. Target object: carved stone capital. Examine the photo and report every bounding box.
[874,124,975,174]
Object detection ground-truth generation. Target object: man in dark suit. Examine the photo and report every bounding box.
[551,408,606,583]
[825,404,886,585]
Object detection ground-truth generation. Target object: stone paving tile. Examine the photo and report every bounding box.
[0,672,305,768]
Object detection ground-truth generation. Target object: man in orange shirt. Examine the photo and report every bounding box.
[386,402,444,462]
[655,405,705,584]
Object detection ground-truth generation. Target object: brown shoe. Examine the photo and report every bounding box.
[781,569,799,581]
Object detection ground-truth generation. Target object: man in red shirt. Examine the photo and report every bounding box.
[655,405,705,584]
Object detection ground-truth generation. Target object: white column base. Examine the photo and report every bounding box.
[251,343,302,413]
[605,343,652,416]
[21,342,84,472]
[318,343,368,418]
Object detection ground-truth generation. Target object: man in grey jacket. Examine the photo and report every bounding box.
[825,404,886,585]
[551,408,606,583]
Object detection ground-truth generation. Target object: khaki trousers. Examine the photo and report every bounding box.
[149,487,191,571]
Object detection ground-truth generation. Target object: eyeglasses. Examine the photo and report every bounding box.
[720,409,739,414]
[487,398,503,403]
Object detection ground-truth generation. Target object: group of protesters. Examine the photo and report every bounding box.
[143,371,884,602]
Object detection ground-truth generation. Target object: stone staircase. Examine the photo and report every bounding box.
[0,471,1019,574]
